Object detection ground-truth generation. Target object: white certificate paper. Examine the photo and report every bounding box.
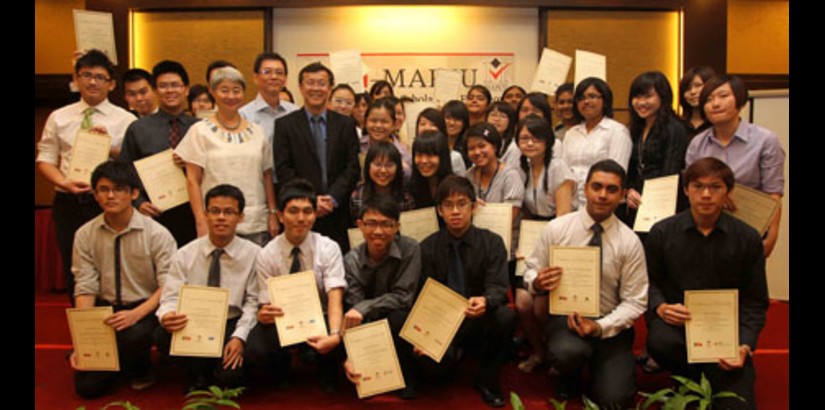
[73,9,118,65]
[348,227,365,250]
[574,49,607,86]
[67,130,111,185]
[399,207,439,243]
[133,149,189,211]
[634,174,680,233]
[530,48,573,95]
[171,285,229,358]
[400,278,467,363]
[268,271,328,347]
[549,246,601,317]
[433,69,463,105]
[516,220,548,277]
[473,203,513,256]
[726,184,780,236]
[66,306,119,371]
[685,289,739,364]
[343,319,406,398]
[329,49,365,94]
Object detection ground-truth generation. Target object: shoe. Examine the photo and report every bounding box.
[517,354,543,373]
[473,381,505,408]
[130,371,156,391]
[398,383,418,400]
[642,356,662,374]
[555,374,582,401]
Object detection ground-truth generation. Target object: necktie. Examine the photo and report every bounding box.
[310,116,328,191]
[81,107,96,130]
[114,235,123,305]
[168,117,181,148]
[447,241,466,296]
[588,223,604,300]
[289,247,302,274]
[208,248,224,287]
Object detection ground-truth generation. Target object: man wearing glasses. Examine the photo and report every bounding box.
[37,49,137,304]
[120,60,198,248]
[240,52,298,153]
[70,160,176,398]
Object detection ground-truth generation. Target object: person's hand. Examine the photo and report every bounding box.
[567,312,600,338]
[160,312,188,332]
[138,202,162,218]
[412,346,426,357]
[656,303,691,327]
[316,196,334,218]
[257,304,284,324]
[719,345,750,371]
[61,179,92,194]
[222,337,244,370]
[172,153,185,168]
[344,359,361,385]
[476,198,487,207]
[307,334,341,355]
[723,195,737,212]
[69,351,80,370]
[465,297,487,318]
[515,251,525,261]
[104,309,142,332]
[88,125,109,136]
[533,266,563,292]
[343,308,363,330]
[268,213,280,237]
[626,188,642,209]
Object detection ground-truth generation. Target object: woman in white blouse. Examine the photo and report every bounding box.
[176,67,278,246]
[562,77,632,208]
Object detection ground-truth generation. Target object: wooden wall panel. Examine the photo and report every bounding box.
[727,0,789,75]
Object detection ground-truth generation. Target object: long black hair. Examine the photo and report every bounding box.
[486,101,518,158]
[411,131,454,207]
[628,71,678,143]
[517,114,555,193]
[363,141,405,203]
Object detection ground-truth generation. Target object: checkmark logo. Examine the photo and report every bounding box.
[489,63,511,80]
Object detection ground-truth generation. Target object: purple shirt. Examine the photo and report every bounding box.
[685,120,785,195]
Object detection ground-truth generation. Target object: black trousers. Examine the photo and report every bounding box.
[647,316,756,410]
[74,301,157,399]
[52,192,101,304]
[545,315,636,408]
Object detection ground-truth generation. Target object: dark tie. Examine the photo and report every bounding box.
[447,241,466,296]
[289,247,302,274]
[589,223,604,287]
[310,115,328,191]
[114,235,123,305]
[168,117,181,148]
[208,248,224,287]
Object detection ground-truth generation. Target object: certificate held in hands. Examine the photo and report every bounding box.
[133,149,189,211]
[516,220,548,277]
[399,207,439,243]
[634,174,680,233]
[400,278,467,362]
[267,271,328,347]
[473,203,513,255]
[726,184,780,236]
[343,319,406,398]
[549,246,600,317]
[171,285,229,358]
[66,306,119,371]
[67,130,111,185]
[685,290,739,364]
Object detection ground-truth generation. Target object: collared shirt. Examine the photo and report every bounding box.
[36,99,137,191]
[344,235,421,320]
[73,210,176,304]
[518,157,577,218]
[156,235,260,341]
[120,110,200,207]
[523,210,648,339]
[645,211,768,349]
[563,117,632,207]
[359,134,414,181]
[467,162,525,206]
[240,94,298,181]
[419,225,509,310]
[685,119,785,195]
[256,232,347,308]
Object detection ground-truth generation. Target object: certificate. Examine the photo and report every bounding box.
[171,285,229,358]
[529,48,573,95]
[329,49,365,94]
[473,203,513,255]
[400,278,467,362]
[685,290,739,364]
[726,184,780,236]
[574,49,607,86]
[66,130,111,185]
[73,9,118,65]
[133,149,189,211]
[66,306,119,371]
[343,319,406,398]
[267,271,328,347]
[433,69,463,105]
[399,207,439,243]
[634,174,680,233]
[549,246,600,317]
[516,220,548,277]
[348,227,365,250]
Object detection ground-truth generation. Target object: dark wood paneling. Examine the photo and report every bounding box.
[735,74,790,91]
[35,75,76,108]
[684,0,726,75]
[131,0,683,10]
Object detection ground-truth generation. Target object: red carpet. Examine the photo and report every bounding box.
[35,293,788,409]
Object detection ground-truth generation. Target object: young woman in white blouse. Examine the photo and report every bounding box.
[486,101,521,171]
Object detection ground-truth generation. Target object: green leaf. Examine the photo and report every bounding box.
[700,372,712,398]
[583,395,601,410]
[671,375,705,397]
[214,399,241,409]
[640,388,674,408]
[181,404,216,410]
[712,391,746,401]
[185,390,213,398]
[208,385,223,397]
[698,399,709,410]
[548,398,567,410]
[510,392,525,410]
[76,407,86,410]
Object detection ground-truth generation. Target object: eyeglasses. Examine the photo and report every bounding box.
[518,135,542,144]
[576,93,603,102]
[303,80,328,88]
[370,162,397,171]
[488,112,509,120]
[157,82,184,91]
[96,186,130,195]
[332,98,355,107]
[440,200,472,211]
[259,68,286,77]
[79,72,111,82]
[362,220,397,230]
[206,207,240,216]
[688,182,726,193]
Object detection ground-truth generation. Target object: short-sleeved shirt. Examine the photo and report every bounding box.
[519,157,577,218]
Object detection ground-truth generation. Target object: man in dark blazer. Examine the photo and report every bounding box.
[273,62,361,253]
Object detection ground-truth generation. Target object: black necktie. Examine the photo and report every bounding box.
[447,241,466,296]
[114,235,123,305]
[289,247,302,274]
[208,248,224,287]
[589,223,604,286]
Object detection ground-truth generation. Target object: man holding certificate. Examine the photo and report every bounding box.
[120,60,198,247]
[155,184,260,392]
[37,49,137,303]
[342,194,421,398]
[70,161,176,398]
[246,179,347,393]
[523,160,648,408]
[645,158,767,410]
[412,175,515,408]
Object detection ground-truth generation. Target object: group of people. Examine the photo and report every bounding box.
[35,48,785,409]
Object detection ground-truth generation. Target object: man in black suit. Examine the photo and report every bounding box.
[273,62,361,253]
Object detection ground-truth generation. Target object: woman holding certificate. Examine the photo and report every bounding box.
[350,141,414,222]
[175,67,278,246]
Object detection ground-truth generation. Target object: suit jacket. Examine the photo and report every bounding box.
[274,108,361,251]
